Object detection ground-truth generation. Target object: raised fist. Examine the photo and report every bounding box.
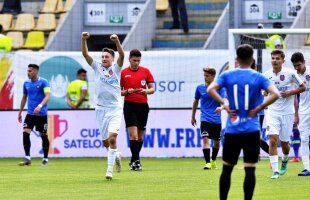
[82,32,90,39]
[110,34,118,42]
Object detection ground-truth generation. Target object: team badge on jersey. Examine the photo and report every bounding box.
[141,79,146,86]
[103,69,113,78]
[306,75,310,81]
[280,75,285,81]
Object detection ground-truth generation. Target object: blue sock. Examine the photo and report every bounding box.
[291,129,301,158]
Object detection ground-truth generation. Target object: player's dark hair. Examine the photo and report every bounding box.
[236,44,254,66]
[28,64,39,70]
[129,49,142,58]
[271,49,285,59]
[77,68,87,75]
[203,67,216,76]
[102,47,115,58]
[291,52,305,63]
[0,24,3,33]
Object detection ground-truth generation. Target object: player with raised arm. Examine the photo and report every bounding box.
[207,44,280,200]
[81,32,124,180]
[291,52,310,176]
[263,50,306,179]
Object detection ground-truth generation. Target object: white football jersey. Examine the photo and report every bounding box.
[263,67,303,115]
[297,66,310,114]
[91,60,122,108]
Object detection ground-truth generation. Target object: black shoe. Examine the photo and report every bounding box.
[183,28,189,34]
[169,25,180,30]
[41,160,48,166]
[19,158,31,166]
[129,162,135,171]
[134,160,142,171]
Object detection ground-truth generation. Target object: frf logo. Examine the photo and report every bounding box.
[47,114,68,154]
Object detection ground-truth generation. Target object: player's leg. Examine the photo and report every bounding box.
[123,102,139,170]
[200,122,211,169]
[135,103,150,171]
[243,131,260,200]
[290,125,301,162]
[278,115,294,175]
[220,133,240,200]
[19,114,34,166]
[209,123,221,169]
[298,114,310,176]
[36,115,49,166]
[266,113,281,177]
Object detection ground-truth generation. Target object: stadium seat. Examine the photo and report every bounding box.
[14,13,35,31]
[64,0,74,12]
[6,31,24,49]
[0,14,14,31]
[305,34,310,46]
[40,0,58,13]
[23,31,45,49]
[58,13,66,24]
[156,0,169,11]
[1,0,21,14]
[35,14,57,31]
[47,31,55,44]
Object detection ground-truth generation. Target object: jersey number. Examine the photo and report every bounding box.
[233,84,249,110]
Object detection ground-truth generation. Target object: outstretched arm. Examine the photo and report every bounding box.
[110,34,124,67]
[81,32,93,65]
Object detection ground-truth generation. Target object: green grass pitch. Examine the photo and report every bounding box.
[0,158,309,200]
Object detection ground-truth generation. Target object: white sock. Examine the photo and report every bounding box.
[282,154,289,162]
[107,147,117,172]
[25,156,31,160]
[270,155,279,172]
[301,138,310,170]
[302,156,309,171]
[43,158,48,161]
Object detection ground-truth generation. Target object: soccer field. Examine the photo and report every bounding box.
[0,158,309,200]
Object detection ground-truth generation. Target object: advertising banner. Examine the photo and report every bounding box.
[0,110,287,158]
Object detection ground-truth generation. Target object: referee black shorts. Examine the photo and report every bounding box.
[222,131,260,165]
[123,101,149,130]
[23,114,48,133]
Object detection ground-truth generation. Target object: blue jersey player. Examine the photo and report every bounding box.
[191,67,225,170]
[207,44,280,200]
[18,64,51,166]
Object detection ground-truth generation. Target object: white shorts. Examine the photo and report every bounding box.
[265,113,294,142]
[95,106,122,141]
[298,114,310,141]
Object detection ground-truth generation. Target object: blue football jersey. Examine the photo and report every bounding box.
[195,84,225,124]
[216,68,271,134]
[23,77,50,116]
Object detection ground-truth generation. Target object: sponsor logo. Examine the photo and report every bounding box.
[47,114,68,154]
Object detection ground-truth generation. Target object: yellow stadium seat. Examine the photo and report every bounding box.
[23,31,45,49]
[14,13,35,31]
[58,13,66,24]
[35,14,57,31]
[47,31,55,44]
[305,34,310,46]
[6,31,24,49]
[40,0,58,13]
[156,0,169,11]
[0,36,12,52]
[0,14,14,31]
[64,0,74,12]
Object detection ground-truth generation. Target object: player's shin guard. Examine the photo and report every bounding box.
[203,148,210,163]
[244,167,256,200]
[292,129,301,158]
[23,132,31,156]
[219,165,233,200]
[41,135,49,159]
[212,147,219,161]
[107,148,117,172]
